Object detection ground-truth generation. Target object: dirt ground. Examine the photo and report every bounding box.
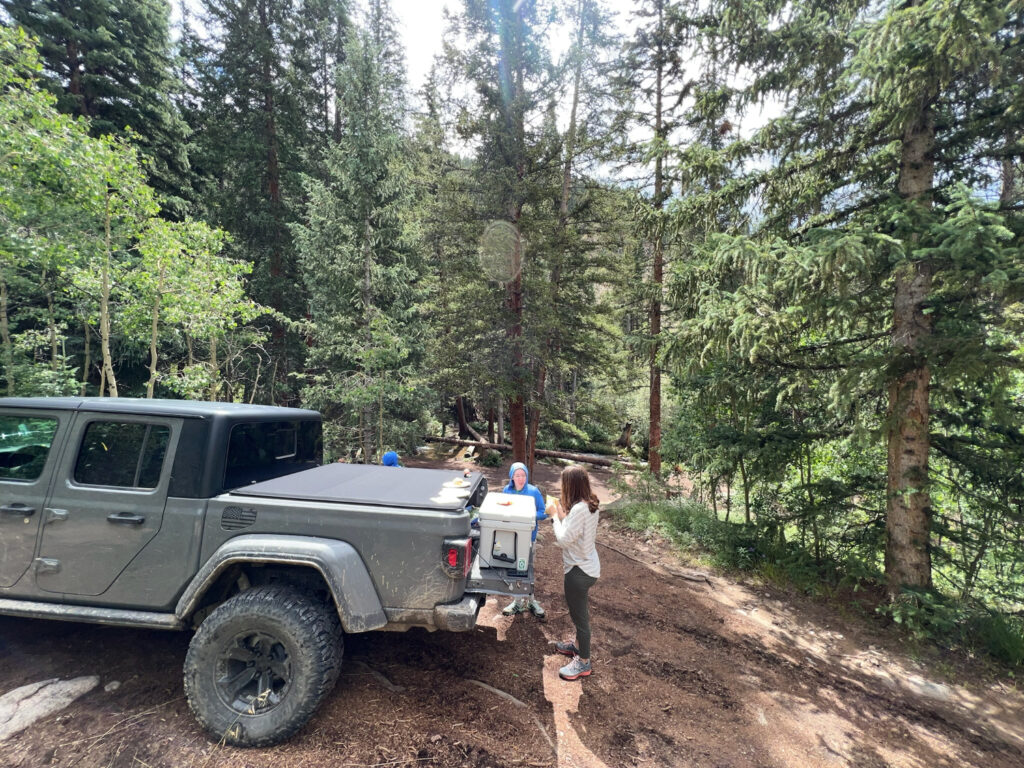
[1,452,1022,768]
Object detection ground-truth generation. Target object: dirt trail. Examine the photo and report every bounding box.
[1,455,1021,768]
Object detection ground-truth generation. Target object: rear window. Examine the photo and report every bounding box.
[74,421,170,488]
[0,415,58,481]
[224,420,321,489]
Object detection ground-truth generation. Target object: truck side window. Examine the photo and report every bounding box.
[0,416,58,481]
[224,420,321,489]
[74,421,170,489]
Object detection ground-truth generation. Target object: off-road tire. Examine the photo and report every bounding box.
[183,584,343,747]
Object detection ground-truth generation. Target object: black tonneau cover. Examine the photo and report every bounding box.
[229,463,485,511]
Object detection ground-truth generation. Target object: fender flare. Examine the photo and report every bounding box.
[176,534,387,633]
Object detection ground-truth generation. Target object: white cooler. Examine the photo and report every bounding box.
[476,492,536,571]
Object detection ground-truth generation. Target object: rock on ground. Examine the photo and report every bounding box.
[0,676,99,741]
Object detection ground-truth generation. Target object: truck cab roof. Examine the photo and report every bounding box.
[0,397,319,421]
[0,397,323,498]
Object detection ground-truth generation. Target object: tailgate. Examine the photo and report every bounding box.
[465,551,534,597]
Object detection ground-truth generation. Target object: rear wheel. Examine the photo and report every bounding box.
[184,584,342,747]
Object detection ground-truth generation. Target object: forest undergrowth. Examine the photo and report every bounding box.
[608,473,1024,672]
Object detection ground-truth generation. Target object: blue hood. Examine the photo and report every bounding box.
[508,461,529,483]
[381,451,400,467]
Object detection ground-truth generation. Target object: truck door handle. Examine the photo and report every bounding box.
[1,503,35,516]
[107,512,145,526]
[34,558,61,574]
[45,508,68,524]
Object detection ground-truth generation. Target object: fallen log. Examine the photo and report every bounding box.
[425,435,636,468]
[454,396,486,443]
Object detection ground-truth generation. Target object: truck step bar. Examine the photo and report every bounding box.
[0,598,184,630]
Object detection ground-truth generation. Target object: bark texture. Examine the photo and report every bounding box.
[885,97,936,595]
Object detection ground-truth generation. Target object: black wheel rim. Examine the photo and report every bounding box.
[215,631,292,715]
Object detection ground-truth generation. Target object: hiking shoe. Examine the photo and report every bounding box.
[502,598,525,616]
[554,641,578,657]
[528,599,546,618]
[559,656,592,680]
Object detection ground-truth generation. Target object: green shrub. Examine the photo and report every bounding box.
[610,487,1022,671]
[585,423,614,445]
[877,589,964,643]
[478,449,503,468]
[549,419,590,450]
[968,612,1024,667]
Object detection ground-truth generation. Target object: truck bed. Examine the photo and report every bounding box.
[229,463,486,511]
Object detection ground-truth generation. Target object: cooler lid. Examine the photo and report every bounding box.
[478,491,538,524]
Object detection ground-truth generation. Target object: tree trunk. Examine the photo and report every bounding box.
[332,10,346,143]
[362,215,375,461]
[1001,128,1017,207]
[526,375,543,478]
[885,93,936,597]
[258,0,288,405]
[509,395,527,463]
[647,0,667,477]
[569,369,578,423]
[362,403,374,463]
[0,276,13,395]
[615,422,633,448]
[44,271,58,371]
[507,223,527,462]
[739,455,750,524]
[146,263,165,398]
[525,1,588,476]
[66,37,88,117]
[80,321,90,396]
[209,336,219,401]
[100,189,118,397]
[497,399,505,445]
[725,477,731,521]
[455,396,485,442]
[487,408,496,444]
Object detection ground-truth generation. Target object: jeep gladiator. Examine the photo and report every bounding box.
[0,397,532,746]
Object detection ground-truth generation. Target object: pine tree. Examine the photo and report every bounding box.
[665,0,1024,597]
[2,0,195,218]
[444,0,560,464]
[611,0,695,475]
[293,6,424,461]
[522,0,623,472]
[187,0,341,403]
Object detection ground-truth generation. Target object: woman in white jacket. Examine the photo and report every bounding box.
[547,466,600,680]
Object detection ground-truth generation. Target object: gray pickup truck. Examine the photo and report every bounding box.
[0,397,532,746]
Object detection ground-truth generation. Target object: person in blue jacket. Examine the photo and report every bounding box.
[501,461,547,617]
[381,450,402,467]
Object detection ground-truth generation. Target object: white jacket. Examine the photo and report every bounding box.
[552,500,600,578]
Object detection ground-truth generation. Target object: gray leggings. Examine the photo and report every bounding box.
[564,566,598,658]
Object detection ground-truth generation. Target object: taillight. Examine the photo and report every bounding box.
[442,538,472,579]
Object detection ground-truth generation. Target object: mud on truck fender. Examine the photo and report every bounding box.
[175,535,386,747]
[175,534,388,633]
